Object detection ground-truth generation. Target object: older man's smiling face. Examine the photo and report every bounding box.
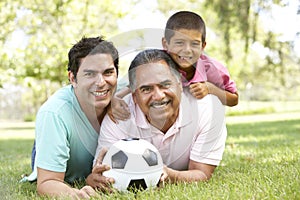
[133,60,182,132]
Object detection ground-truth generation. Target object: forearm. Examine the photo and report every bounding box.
[115,86,131,98]
[165,168,208,183]
[206,82,238,106]
[225,91,238,106]
[37,180,79,199]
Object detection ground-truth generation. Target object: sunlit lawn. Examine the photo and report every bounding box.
[0,112,299,199]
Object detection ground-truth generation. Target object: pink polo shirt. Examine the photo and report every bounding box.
[95,89,227,170]
[180,54,237,94]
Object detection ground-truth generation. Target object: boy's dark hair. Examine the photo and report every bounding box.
[164,11,206,44]
[68,36,119,79]
[128,49,181,91]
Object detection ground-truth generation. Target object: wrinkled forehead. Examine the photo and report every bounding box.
[134,61,176,88]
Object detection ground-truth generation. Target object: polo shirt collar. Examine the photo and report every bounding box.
[179,57,207,87]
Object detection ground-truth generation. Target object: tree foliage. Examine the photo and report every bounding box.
[0,0,136,119]
[0,0,135,85]
[0,0,299,119]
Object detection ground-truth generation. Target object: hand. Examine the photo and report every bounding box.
[158,165,170,188]
[189,82,209,99]
[74,185,98,199]
[86,148,115,192]
[109,96,130,123]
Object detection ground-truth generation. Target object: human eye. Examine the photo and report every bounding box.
[160,81,172,89]
[103,69,115,76]
[192,41,201,47]
[174,40,184,46]
[84,70,97,78]
[140,86,152,94]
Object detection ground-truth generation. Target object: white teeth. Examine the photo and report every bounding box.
[93,90,108,96]
[179,56,192,61]
[151,101,169,108]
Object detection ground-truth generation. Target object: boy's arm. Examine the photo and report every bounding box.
[115,86,131,98]
[206,82,238,106]
[197,55,238,106]
[189,82,238,106]
[108,86,131,122]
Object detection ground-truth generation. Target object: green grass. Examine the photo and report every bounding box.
[226,100,300,116]
[0,114,299,200]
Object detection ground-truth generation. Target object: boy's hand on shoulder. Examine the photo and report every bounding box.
[109,95,130,123]
[189,82,209,99]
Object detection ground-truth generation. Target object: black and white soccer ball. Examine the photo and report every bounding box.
[102,138,163,192]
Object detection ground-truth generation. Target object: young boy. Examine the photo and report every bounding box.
[162,11,238,106]
[111,11,238,120]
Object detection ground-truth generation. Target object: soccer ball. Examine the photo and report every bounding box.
[102,138,163,192]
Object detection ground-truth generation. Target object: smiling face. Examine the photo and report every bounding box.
[162,29,206,71]
[70,53,117,115]
[132,60,182,132]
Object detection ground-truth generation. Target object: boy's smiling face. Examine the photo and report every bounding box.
[162,28,206,71]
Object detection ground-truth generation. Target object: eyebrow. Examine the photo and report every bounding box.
[192,40,202,43]
[104,67,116,72]
[174,38,201,43]
[83,69,97,73]
[160,80,173,85]
[83,67,115,73]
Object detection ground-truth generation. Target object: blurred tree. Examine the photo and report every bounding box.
[0,0,137,119]
[0,0,299,120]
[0,0,135,85]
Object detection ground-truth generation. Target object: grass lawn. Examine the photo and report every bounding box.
[0,112,299,199]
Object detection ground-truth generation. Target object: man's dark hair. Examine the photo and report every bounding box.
[164,11,206,44]
[128,49,181,91]
[67,36,119,79]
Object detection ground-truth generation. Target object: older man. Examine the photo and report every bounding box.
[95,49,227,184]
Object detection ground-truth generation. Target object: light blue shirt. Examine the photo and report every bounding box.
[35,85,98,183]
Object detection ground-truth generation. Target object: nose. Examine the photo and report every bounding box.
[183,43,192,52]
[95,73,105,86]
[152,86,165,100]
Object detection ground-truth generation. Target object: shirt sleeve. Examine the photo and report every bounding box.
[190,95,227,166]
[35,111,70,172]
[202,54,238,94]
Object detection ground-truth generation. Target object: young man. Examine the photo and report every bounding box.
[30,36,117,199]
[94,49,227,186]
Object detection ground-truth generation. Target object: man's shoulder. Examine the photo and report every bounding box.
[182,90,223,109]
[38,85,76,114]
[183,88,219,101]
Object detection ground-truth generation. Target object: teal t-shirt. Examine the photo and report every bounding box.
[35,85,98,184]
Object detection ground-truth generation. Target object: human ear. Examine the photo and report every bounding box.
[68,71,77,87]
[132,92,137,104]
[162,38,168,50]
[202,41,207,49]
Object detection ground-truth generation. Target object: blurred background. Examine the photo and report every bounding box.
[0,0,300,121]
